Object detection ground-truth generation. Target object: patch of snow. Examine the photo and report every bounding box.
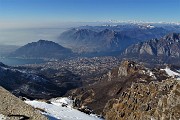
[161,67,180,80]
[146,70,157,79]
[50,97,73,107]
[147,24,155,29]
[25,98,103,120]
[0,114,6,120]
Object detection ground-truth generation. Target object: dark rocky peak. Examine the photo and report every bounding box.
[75,29,97,35]
[99,29,115,35]
[27,39,64,47]
[0,62,6,67]
[102,29,114,33]
[70,29,97,40]
[145,38,159,44]
[37,39,54,44]
[163,33,180,41]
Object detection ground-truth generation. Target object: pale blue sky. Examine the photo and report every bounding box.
[0,0,180,28]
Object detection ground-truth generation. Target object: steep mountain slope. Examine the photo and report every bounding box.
[65,60,172,114]
[104,79,180,120]
[0,62,81,99]
[9,40,73,59]
[58,24,170,53]
[122,33,180,65]
[0,86,48,120]
[59,28,138,53]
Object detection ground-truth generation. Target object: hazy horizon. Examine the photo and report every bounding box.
[0,0,180,45]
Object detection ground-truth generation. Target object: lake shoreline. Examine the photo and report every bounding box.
[0,57,46,66]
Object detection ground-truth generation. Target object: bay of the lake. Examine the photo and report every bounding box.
[0,57,45,66]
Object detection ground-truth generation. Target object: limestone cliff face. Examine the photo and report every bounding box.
[108,60,145,80]
[124,33,180,57]
[104,79,180,120]
[0,86,48,120]
[123,33,180,65]
[139,44,155,55]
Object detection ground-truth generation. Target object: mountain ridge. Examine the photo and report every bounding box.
[122,33,180,65]
[58,24,172,54]
[9,40,73,59]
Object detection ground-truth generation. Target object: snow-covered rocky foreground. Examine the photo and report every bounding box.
[25,97,104,120]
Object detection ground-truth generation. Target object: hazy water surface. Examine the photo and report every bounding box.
[0,57,45,66]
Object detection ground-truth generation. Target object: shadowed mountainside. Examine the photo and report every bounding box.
[58,24,170,53]
[9,40,73,59]
[0,62,81,99]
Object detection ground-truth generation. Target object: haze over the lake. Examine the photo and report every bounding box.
[0,0,180,45]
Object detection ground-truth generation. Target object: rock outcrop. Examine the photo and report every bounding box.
[65,60,169,114]
[0,86,48,120]
[104,79,180,120]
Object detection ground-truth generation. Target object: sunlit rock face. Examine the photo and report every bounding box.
[104,79,180,120]
[123,33,180,58]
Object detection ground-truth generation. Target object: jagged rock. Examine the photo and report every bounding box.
[122,33,180,65]
[65,60,169,114]
[104,79,180,120]
[0,86,48,120]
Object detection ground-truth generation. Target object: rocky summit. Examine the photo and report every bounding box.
[104,79,180,120]
[65,60,170,114]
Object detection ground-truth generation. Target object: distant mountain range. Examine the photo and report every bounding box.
[122,33,180,65]
[59,28,139,53]
[9,40,73,59]
[58,24,180,53]
[5,24,180,64]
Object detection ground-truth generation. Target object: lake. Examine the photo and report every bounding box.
[0,57,46,66]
